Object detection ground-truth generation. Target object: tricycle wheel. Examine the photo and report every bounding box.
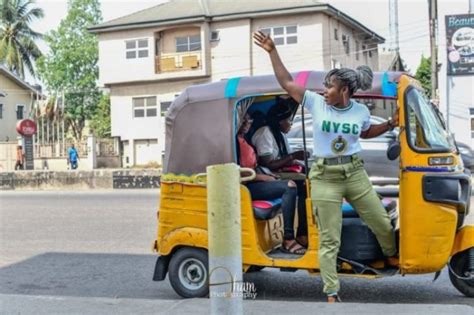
[449,249,474,297]
[168,247,209,298]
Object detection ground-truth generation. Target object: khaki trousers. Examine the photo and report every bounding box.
[309,155,397,294]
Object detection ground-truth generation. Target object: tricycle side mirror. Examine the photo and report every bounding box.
[387,141,401,161]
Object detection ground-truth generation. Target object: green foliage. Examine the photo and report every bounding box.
[0,0,44,78]
[415,55,432,98]
[37,0,102,141]
[89,93,111,138]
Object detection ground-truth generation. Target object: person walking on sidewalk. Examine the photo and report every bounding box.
[253,31,399,303]
[15,145,25,170]
[67,144,80,170]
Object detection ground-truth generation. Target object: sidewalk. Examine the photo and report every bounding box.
[0,294,471,315]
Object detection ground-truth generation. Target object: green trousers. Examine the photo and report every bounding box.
[309,155,397,295]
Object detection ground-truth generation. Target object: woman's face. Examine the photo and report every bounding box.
[279,117,292,133]
[239,114,253,135]
[324,76,347,106]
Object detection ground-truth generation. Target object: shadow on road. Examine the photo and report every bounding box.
[0,252,471,306]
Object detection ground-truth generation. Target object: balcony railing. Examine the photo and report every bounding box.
[155,51,202,73]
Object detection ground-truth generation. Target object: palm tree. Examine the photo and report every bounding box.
[0,0,44,78]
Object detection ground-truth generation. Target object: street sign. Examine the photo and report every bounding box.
[16,119,37,170]
[445,14,474,76]
[16,119,37,137]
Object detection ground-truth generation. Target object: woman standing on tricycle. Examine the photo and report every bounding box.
[254,31,400,302]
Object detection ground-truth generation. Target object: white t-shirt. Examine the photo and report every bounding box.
[302,90,371,158]
[251,126,291,160]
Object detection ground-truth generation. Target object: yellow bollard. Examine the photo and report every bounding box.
[207,163,243,315]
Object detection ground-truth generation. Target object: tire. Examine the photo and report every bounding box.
[449,249,474,297]
[168,247,209,298]
[247,265,265,273]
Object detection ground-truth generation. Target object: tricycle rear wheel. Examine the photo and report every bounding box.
[449,249,474,297]
[168,247,209,298]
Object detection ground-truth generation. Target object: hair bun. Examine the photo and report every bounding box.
[355,65,373,91]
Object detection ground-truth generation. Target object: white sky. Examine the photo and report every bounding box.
[28,0,470,84]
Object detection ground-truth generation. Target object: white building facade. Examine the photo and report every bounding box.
[91,0,383,166]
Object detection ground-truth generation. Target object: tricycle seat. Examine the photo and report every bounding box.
[252,199,282,220]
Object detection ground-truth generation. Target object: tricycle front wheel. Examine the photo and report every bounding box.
[449,249,474,297]
[168,247,209,298]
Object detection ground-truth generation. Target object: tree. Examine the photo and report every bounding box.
[37,0,102,141]
[415,55,432,98]
[0,0,44,78]
[89,93,111,138]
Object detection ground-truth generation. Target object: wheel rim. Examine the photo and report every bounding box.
[178,257,207,290]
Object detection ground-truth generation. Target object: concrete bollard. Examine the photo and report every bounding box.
[207,163,243,315]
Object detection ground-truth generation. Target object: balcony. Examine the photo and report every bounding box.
[155,52,202,73]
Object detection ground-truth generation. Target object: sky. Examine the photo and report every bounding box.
[27,0,470,85]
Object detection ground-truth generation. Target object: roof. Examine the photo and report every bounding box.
[379,51,407,72]
[90,0,384,42]
[0,65,43,95]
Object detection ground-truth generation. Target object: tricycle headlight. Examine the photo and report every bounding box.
[428,156,454,165]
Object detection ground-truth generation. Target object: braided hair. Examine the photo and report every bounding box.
[267,99,294,157]
[324,65,373,96]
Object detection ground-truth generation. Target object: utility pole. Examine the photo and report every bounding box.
[389,0,400,52]
[428,0,438,100]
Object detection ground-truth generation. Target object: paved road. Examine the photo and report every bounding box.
[0,190,473,308]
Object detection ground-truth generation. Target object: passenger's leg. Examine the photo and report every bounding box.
[246,180,297,241]
[345,166,397,258]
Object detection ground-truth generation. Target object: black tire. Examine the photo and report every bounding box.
[247,265,265,273]
[168,247,209,298]
[449,249,474,297]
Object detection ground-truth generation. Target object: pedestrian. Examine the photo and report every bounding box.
[253,31,399,303]
[67,144,79,170]
[15,145,24,170]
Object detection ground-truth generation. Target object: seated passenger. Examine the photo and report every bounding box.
[238,113,306,254]
[252,100,309,247]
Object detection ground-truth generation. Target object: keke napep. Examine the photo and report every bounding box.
[152,70,473,298]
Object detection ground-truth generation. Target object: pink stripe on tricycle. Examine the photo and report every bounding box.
[294,71,311,88]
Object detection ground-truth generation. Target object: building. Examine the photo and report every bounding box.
[0,65,42,142]
[90,0,384,166]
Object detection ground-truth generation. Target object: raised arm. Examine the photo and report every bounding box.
[253,31,305,104]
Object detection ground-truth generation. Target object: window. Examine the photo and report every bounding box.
[405,87,453,151]
[125,39,149,59]
[331,59,341,69]
[334,28,338,40]
[342,35,350,54]
[259,25,298,46]
[0,104,3,119]
[133,97,157,118]
[356,41,360,60]
[176,35,201,52]
[16,105,24,120]
[160,101,172,117]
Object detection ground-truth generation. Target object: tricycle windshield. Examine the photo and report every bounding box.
[404,86,454,152]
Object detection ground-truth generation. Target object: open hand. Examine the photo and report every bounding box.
[253,31,275,53]
[391,107,399,127]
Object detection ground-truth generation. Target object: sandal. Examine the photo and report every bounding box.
[296,235,308,248]
[281,240,306,255]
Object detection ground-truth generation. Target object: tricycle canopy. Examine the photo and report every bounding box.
[164,71,405,174]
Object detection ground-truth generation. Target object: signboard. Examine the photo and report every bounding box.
[445,14,474,76]
[16,119,37,170]
[16,119,37,136]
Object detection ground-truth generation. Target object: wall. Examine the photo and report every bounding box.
[97,25,209,85]
[0,169,161,190]
[0,75,33,141]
